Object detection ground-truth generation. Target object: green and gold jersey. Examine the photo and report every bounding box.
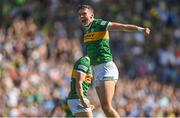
[68,56,93,99]
[84,18,112,65]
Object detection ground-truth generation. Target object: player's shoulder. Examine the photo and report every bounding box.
[74,56,91,72]
[79,56,90,62]
[75,56,90,66]
[94,18,105,23]
[94,18,109,27]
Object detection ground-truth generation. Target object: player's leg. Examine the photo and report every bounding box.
[93,61,119,117]
[75,111,93,117]
[96,80,119,117]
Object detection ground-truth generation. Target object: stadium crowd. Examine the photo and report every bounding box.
[0,0,179,117]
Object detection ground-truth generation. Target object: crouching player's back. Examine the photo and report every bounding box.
[67,56,94,117]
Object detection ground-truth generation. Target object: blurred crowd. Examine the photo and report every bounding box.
[89,78,180,117]
[0,0,179,117]
[0,17,82,116]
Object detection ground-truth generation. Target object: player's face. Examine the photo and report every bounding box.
[78,8,94,27]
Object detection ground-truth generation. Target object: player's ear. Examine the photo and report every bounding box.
[91,14,94,19]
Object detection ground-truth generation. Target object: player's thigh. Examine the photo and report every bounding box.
[75,111,93,117]
[95,80,116,106]
[93,61,119,87]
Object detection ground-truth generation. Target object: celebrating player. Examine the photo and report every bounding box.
[77,4,150,117]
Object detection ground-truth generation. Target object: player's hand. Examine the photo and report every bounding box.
[144,28,150,36]
[81,99,91,108]
[90,105,95,110]
[80,99,94,110]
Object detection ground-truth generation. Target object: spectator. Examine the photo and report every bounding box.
[0,0,179,117]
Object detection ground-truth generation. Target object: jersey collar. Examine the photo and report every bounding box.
[85,19,95,31]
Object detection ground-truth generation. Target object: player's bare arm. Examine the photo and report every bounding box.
[75,72,91,108]
[107,22,150,36]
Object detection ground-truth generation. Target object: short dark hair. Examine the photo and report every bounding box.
[77,4,94,13]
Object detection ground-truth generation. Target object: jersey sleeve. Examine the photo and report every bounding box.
[74,58,90,74]
[98,19,109,31]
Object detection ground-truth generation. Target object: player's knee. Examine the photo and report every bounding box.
[101,105,114,113]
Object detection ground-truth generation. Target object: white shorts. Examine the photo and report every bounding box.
[93,61,119,87]
[67,98,92,114]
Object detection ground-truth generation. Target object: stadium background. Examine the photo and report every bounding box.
[0,0,179,117]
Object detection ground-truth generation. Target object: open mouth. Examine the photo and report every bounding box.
[81,19,87,23]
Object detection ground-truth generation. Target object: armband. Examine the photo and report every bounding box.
[137,27,144,32]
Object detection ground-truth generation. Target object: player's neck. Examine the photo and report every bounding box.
[85,19,94,30]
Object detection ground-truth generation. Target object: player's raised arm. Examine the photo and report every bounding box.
[107,22,150,36]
